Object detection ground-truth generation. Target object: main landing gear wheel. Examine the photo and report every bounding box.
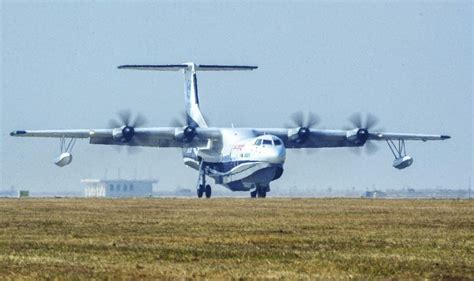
[205,184,212,198]
[251,186,267,198]
[197,185,204,198]
[250,190,257,198]
[196,161,211,198]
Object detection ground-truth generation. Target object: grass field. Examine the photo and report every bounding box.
[0,198,472,279]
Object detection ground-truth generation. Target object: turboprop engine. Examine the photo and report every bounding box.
[345,128,369,145]
[174,126,197,143]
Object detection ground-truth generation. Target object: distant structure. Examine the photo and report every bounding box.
[362,190,387,199]
[18,190,29,198]
[81,179,157,198]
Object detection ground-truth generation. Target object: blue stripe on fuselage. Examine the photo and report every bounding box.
[208,160,280,174]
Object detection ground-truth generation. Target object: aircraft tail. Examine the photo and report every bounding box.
[118,63,257,128]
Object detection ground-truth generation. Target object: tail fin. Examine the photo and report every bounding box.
[118,63,257,128]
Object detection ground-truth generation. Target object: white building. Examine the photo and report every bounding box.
[82,179,157,198]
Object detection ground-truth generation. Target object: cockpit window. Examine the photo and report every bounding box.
[274,139,282,146]
[263,140,273,146]
[255,139,262,145]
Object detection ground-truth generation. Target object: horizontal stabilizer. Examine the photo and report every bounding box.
[118,63,257,71]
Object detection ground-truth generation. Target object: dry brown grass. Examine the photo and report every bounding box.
[0,198,472,279]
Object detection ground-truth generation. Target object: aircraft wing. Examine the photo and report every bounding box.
[253,128,450,149]
[367,132,451,141]
[10,127,222,148]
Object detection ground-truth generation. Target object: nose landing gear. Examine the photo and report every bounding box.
[196,161,212,198]
[197,184,211,198]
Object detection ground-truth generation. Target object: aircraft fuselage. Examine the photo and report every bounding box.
[182,128,285,192]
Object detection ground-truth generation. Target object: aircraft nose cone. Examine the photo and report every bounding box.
[267,147,286,164]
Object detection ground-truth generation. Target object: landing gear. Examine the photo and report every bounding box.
[205,184,212,198]
[197,185,211,198]
[257,187,267,198]
[250,190,257,198]
[196,161,212,198]
[197,185,204,198]
[250,185,268,198]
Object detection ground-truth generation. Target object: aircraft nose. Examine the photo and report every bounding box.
[269,146,286,163]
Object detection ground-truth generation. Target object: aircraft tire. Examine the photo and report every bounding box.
[205,185,212,198]
[197,185,204,198]
[250,190,257,198]
[257,187,267,198]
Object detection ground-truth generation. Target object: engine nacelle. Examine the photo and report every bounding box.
[346,128,368,145]
[54,152,73,167]
[175,126,196,143]
[112,126,134,143]
[393,155,413,170]
[287,127,310,144]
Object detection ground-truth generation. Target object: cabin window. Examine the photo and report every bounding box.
[263,140,273,146]
[274,139,282,146]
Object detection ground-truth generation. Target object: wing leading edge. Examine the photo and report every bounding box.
[252,128,450,149]
[10,127,449,149]
[10,127,222,148]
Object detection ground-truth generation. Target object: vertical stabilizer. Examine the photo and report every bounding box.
[183,63,208,128]
[118,63,257,128]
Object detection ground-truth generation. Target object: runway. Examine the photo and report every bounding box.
[0,198,472,279]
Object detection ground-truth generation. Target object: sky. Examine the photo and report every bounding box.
[1,1,472,195]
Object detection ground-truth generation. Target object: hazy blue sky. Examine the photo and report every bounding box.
[1,1,472,194]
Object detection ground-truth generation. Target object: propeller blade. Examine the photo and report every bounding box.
[170,111,193,127]
[170,118,184,127]
[108,119,121,129]
[349,112,363,128]
[365,140,378,155]
[132,112,147,128]
[291,111,304,127]
[306,112,320,128]
[118,109,132,126]
[342,126,353,131]
[365,113,379,130]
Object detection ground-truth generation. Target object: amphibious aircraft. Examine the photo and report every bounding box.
[10,63,450,198]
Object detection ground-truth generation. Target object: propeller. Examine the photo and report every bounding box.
[170,112,197,143]
[289,111,320,129]
[346,112,380,155]
[108,110,148,153]
[348,112,379,131]
[285,111,320,154]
